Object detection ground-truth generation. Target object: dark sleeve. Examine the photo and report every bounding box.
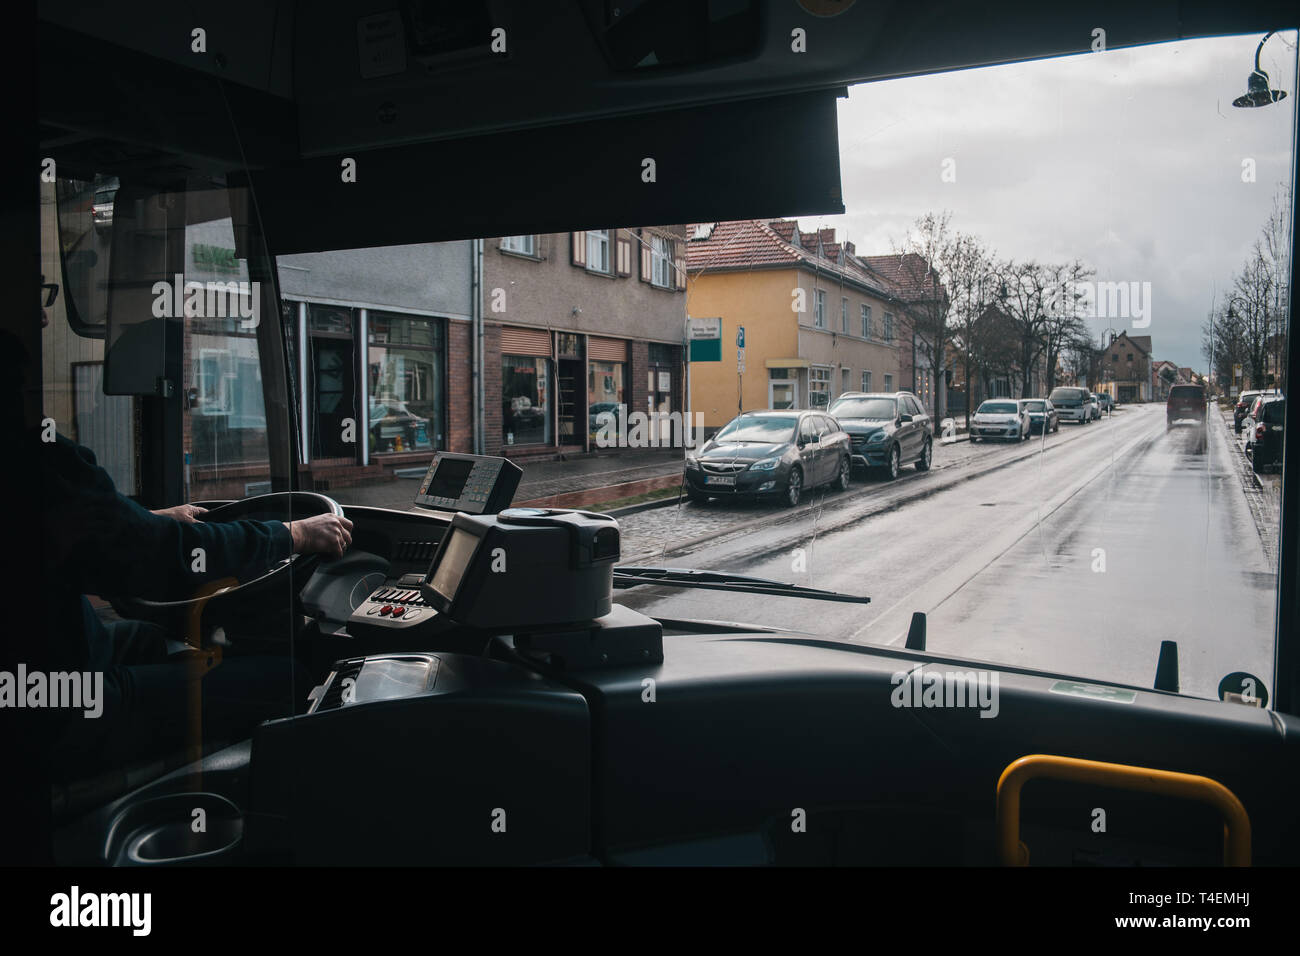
[41,435,293,600]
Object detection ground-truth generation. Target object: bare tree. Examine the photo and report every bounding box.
[994,259,1054,397]
[893,212,955,418]
[1040,259,1094,391]
[944,232,999,428]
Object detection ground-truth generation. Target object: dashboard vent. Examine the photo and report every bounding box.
[315,660,365,712]
[397,539,437,562]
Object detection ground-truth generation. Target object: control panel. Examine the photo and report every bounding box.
[348,572,440,635]
[414,452,522,515]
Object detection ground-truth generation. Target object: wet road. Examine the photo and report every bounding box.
[613,404,1278,702]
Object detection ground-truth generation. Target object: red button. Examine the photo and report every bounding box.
[379,605,392,615]
[392,607,405,618]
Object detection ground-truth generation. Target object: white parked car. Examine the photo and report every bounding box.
[970,399,1030,442]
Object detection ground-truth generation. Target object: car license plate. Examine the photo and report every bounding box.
[705,476,736,486]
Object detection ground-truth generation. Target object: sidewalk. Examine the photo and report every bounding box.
[340,447,686,512]
[511,447,686,508]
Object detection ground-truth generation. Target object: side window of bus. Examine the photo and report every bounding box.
[45,176,138,494]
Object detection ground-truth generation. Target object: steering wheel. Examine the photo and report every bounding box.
[116,492,345,642]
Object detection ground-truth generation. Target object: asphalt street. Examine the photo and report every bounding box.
[613,404,1279,703]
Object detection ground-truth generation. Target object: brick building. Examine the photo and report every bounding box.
[483,228,688,459]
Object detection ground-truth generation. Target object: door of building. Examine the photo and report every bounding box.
[769,379,797,409]
[310,337,357,458]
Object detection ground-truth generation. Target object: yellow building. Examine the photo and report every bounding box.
[685,219,910,431]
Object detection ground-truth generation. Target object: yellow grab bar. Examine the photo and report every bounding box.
[996,754,1251,866]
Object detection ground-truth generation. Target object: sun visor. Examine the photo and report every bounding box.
[242,88,844,256]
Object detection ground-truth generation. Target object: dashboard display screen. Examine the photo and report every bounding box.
[425,457,474,501]
[427,527,480,602]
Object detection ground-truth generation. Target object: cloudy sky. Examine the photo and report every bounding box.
[810,30,1297,371]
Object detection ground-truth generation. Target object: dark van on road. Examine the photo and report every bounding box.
[1048,386,1092,424]
[1166,383,1206,432]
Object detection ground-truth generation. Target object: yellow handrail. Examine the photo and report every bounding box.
[996,754,1251,866]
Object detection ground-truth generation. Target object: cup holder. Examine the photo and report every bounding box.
[106,792,244,866]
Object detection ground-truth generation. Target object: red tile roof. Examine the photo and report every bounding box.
[685,218,912,302]
[858,253,944,302]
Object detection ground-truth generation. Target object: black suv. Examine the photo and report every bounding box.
[826,391,933,480]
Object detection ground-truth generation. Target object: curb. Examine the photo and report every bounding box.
[605,493,688,517]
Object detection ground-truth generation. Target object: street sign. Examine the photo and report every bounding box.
[688,317,722,361]
[736,326,745,348]
[737,347,746,374]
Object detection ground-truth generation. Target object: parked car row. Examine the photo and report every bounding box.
[684,391,932,506]
[1238,392,1286,474]
[686,383,1125,507]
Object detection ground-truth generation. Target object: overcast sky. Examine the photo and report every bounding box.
[811,31,1297,372]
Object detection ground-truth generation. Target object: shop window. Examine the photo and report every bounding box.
[503,355,551,445]
[588,359,626,433]
[368,312,444,454]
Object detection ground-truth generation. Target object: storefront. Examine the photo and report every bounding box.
[587,335,628,444]
[500,325,553,448]
[287,299,449,481]
[491,324,682,455]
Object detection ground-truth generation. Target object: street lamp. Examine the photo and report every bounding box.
[1233,31,1289,108]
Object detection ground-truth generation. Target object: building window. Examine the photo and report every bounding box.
[841,297,849,333]
[861,370,872,392]
[586,230,611,274]
[883,312,894,343]
[501,235,536,256]
[841,368,851,393]
[1112,353,1119,362]
[650,235,674,288]
[884,373,894,392]
[1127,353,1134,362]
[503,355,551,446]
[588,359,626,432]
[861,304,872,339]
[810,366,831,407]
[368,312,444,455]
[814,290,826,329]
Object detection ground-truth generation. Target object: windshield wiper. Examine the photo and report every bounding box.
[613,566,871,604]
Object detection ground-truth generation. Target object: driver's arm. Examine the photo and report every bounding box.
[41,435,347,601]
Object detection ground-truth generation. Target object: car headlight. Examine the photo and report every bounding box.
[750,457,781,471]
[867,432,887,444]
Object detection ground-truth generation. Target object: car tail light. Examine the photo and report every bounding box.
[1256,424,1265,441]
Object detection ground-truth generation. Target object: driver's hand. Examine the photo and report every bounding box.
[152,504,209,524]
[286,514,354,559]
